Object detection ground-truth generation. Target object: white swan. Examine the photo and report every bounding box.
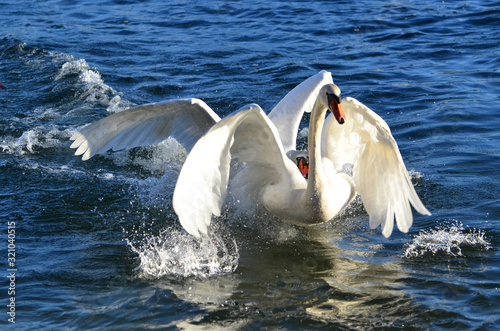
[71,71,430,238]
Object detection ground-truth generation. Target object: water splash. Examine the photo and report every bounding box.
[408,169,424,180]
[53,56,131,114]
[1,48,132,157]
[109,137,187,173]
[403,221,492,258]
[126,228,239,279]
[0,126,72,155]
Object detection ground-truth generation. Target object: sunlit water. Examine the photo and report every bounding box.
[1,0,499,329]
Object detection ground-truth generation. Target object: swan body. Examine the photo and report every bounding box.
[70,71,430,238]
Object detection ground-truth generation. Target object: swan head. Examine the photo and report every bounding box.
[320,84,345,124]
[286,150,310,179]
[296,156,309,179]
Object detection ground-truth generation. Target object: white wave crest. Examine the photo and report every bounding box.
[1,51,134,158]
[0,126,72,155]
[403,221,492,258]
[55,58,103,84]
[127,229,239,279]
[54,56,131,113]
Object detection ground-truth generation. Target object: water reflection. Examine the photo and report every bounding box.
[145,216,422,329]
[235,225,417,328]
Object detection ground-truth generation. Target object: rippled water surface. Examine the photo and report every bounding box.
[1,0,499,329]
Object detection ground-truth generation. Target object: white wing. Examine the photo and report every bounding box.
[268,70,333,152]
[173,104,298,237]
[70,98,220,160]
[321,97,431,237]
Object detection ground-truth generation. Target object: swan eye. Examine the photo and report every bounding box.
[326,92,341,105]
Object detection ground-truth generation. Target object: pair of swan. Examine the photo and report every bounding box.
[70,71,430,238]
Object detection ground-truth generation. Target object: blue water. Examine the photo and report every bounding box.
[1,0,499,329]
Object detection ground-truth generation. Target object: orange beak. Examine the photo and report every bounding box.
[330,99,345,124]
[298,159,309,179]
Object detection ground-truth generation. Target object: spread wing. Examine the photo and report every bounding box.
[321,97,431,237]
[268,70,333,152]
[70,98,220,160]
[173,104,300,237]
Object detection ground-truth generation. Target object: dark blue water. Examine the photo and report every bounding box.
[1,0,499,329]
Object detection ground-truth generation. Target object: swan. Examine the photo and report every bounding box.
[70,71,430,238]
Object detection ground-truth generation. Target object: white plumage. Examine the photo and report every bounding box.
[70,71,430,238]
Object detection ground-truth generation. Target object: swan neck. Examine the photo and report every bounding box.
[307,100,328,190]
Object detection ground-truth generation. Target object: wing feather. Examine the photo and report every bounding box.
[173,104,293,237]
[70,98,220,160]
[322,97,430,237]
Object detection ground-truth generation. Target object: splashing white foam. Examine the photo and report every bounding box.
[127,229,239,279]
[107,95,130,114]
[298,127,308,139]
[55,58,102,84]
[404,221,491,258]
[54,56,131,114]
[408,169,424,180]
[1,51,134,158]
[0,126,72,155]
[109,137,187,173]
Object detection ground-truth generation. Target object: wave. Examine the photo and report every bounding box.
[0,126,71,155]
[403,221,492,258]
[52,54,131,114]
[0,41,131,159]
[1,44,185,175]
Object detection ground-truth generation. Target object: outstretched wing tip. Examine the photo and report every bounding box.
[419,205,432,216]
[381,229,392,238]
[183,223,204,239]
[174,202,211,239]
[68,97,222,162]
[188,97,207,107]
[69,132,79,141]
[240,103,263,112]
[69,140,79,150]
[327,97,431,238]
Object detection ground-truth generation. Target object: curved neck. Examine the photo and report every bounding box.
[306,100,328,196]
